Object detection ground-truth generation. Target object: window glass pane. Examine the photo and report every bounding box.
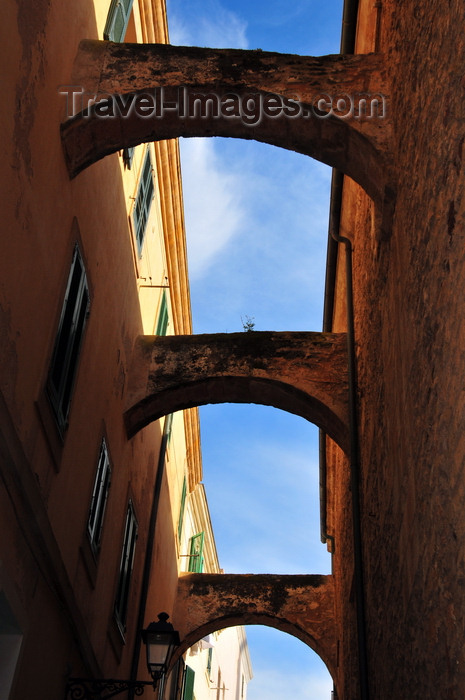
[156,291,169,336]
[112,7,126,41]
[60,284,89,419]
[115,501,138,630]
[50,253,83,388]
[87,439,111,554]
[104,0,134,41]
[123,147,135,169]
[188,532,204,573]
[0,593,23,699]
[47,246,89,433]
[177,477,187,541]
[133,150,154,255]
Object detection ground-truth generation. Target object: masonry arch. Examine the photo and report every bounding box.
[173,615,327,661]
[171,572,337,685]
[171,616,336,685]
[241,625,333,697]
[124,331,349,453]
[62,91,384,203]
[61,40,393,225]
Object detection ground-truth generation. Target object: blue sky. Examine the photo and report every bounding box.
[165,0,343,697]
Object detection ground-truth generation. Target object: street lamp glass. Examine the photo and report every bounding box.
[142,613,181,681]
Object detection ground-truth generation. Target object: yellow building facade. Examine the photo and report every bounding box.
[176,485,252,700]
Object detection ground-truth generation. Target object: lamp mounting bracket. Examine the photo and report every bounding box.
[66,677,154,699]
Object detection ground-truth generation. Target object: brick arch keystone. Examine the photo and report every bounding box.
[124,331,349,453]
[171,573,337,684]
[61,40,393,228]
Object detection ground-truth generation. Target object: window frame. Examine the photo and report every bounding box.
[47,245,90,436]
[182,665,195,700]
[132,149,155,256]
[207,647,213,678]
[87,438,112,557]
[177,476,187,542]
[123,146,135,169]
[103,0,134,42]
[188,532,205,573]
[0,592,23,700]
[155,290,169,336]
[103,0,135,166]
[114,500,138,634]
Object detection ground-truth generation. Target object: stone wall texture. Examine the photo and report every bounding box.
[328,0,465,697]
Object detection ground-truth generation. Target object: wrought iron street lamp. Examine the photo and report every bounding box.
[142,612,181,684]
[66,613,180,699]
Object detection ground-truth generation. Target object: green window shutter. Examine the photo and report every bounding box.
[182,666,195,700]
[156,291,169,336]
[177,476,187,541]
[103,1,135,165]
[133,149,154,256]
[188,532,204,573]
[104,0,134,41]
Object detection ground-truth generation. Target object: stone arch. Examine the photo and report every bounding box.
[124,331,349,453]
[171,615,335,687]
[61,41,393,226]
[171,573,337,685]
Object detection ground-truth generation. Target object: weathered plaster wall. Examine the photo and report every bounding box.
[0,1,181,697]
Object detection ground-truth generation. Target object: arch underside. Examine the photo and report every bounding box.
[124,332,349,451]
[61,41,392,217]
[172,572,337,685]
[124,376,349,453]
[62,86,386,206]
[170,613,334,679]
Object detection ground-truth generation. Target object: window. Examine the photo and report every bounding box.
[114,500,138,633]
[207,647,213,678]
[133,149,154,256]
[188,532,204,573]
[103,0,135,167]
[164,658,184,700]
[182,666,195,700]
[177,476,187,541]
[47,245,90,434]
[156,290,169,336]
[103,0,134,41]
[123,146,135,170]
[87,439,111,556]
[0,592,22,699]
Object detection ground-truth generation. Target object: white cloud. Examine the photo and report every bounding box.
[168,0,251,281]
[183,140,332,333]
[180,139,247,280]
[200,405,331,576]
[197,8,248,49]
[245,626,333,700]
[248,666,333,700]
[168,0,248,48]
